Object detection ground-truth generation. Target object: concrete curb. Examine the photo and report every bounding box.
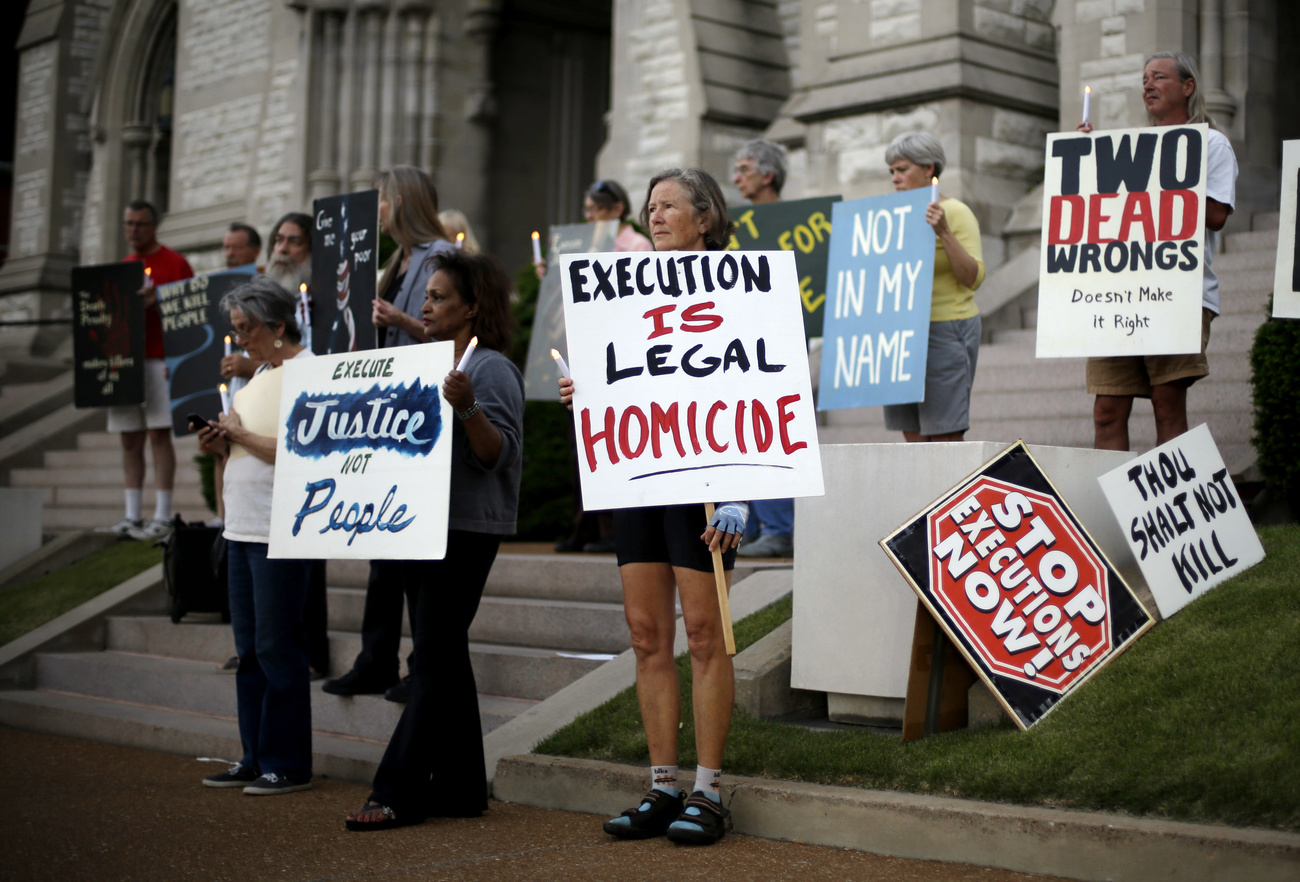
[493,754,1300,882]
[0,563,167,689]
[482,567,793,785]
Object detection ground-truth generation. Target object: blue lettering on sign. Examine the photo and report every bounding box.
[284,380,443,458]
[291,479,416,545]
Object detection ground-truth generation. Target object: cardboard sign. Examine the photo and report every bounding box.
[1273,140,1300,319]
[71,262,145,408]
[560,250,824,511]
[268,343,454,560]
[1097,424,1264,618]
[726,195,842,338]
[311,190,379,355]
[157,265,256,436]
[522,220,620,400]
[1038,124,1209,358]
[817,189,935,410]
[880,442,1152,729]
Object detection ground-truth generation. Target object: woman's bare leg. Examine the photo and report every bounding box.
[674,565,734,769]
[620,562,681,765]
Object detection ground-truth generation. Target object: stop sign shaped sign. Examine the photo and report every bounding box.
[882,443,1152,728]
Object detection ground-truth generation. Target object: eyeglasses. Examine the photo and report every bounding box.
[123,220,156,228]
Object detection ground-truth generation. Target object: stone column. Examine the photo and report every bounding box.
[308,7,345,202]
[351,1,385,189]
[121,123,153,205]
[1198,0,1237,128]
[461,0,501,244]
[379,5,400,169]
[419,13,441,172]
[398,0,432,167]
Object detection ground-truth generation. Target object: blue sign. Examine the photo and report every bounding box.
[817,189,935,411]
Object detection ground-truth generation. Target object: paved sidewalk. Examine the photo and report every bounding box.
[1,726,1058,882]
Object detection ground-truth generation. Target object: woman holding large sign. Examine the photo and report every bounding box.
[345,249,524,831]
[558,168,749,845]
[882,132,986,442]
[196,278,315,795]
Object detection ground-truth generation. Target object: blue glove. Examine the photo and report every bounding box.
[709,502,749,536]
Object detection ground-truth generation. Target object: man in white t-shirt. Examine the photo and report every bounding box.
[1080,51,1239,451]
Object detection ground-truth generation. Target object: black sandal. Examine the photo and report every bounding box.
[602,788,686,839]
[345,802,419,832]
[666,790,731,845]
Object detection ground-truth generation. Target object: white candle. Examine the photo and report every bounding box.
[550,348,570,380]
[531,231,542,264]
[1082,85,1091,127]
[456,336,478,373]
[456,232,465,249]
[219,383,230,414]
[224,335,232,357]
[930,177,939,204]
[144,266,153,287]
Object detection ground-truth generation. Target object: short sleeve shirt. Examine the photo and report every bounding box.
[125,245,195,358]
[1201,128,1239,314]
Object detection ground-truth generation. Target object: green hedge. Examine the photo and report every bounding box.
[1250,301,1300,518]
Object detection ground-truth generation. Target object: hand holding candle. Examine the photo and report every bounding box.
[1082,85,1091,127]
[550,348,570,380]
[456,336,478,373]
[930,177,939,205]
[219,383,230,414]
[530,231,542,265]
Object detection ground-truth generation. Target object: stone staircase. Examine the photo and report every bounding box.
[819,211,1278,473]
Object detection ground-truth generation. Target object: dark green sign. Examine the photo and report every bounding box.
[726,195,841,338]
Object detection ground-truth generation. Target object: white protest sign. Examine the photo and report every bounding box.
[1273,140,1300,319]
[269,343,454,559]
[1038,124,1208,358]
[560,250,824,511]
[1097,423,1263,618]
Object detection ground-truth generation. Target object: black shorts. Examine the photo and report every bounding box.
[613,505,737,573]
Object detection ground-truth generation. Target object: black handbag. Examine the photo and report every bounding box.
[158,514,230,624]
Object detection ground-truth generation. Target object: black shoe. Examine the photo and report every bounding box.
[321,668,397,696]
[583,537,616,553]
[384,675,413,703]
[602,789,686,839]
[553,537,585,553]
[666,791,731,845]
[203,762,259,788]
[243,772,311,795]
[217,656,239,674]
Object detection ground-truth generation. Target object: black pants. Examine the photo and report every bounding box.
[305,561,330,674]
[369,531,500,820]
[348,560,420,683]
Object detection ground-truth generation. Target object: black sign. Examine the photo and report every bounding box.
[880,442,1152,730]
[71,262,145,408]
[727,195,841,338]
[311,190,379,355]
[158,266,256,435]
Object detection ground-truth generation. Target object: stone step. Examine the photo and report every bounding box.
[1252,211,1279,232]
[1223,228,1278,253]
[47,484,209,509]
[1212,251,1275,272]
[32,650,533,740]
[41,504,213,532]
[0,689,384,784]
[77,432,124,449]
[11,465,204,488]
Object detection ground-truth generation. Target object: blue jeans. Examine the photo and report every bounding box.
[227,540,313,781]
[749,498,794,539]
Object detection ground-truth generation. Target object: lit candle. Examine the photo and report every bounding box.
[456,336,478,373]
[531,230,542,264]
[219,383,230,414]
[224,335,232,357]
[456,232,465,249]
[930,177,939,205]
[1082,85,1091,127]
[550,348,570,380]
[144,266,153,287]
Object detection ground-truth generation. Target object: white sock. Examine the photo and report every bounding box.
[693,765,721,802]
[154,489,173,521]
[651,764,678,794]
[124,489,142,521]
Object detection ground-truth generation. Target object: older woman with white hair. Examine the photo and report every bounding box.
[883,131,985,442]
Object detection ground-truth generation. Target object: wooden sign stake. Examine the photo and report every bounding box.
[703,503,736,656]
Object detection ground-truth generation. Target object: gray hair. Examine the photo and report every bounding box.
[1145,51,1212,127]
[639,167,734,251]
[734,139,788,195]
[885,132,946,179]
[220,276,301,343]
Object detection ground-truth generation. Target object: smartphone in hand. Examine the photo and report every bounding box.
[186,412,213,432]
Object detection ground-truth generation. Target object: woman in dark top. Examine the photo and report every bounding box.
[345,249,524,830]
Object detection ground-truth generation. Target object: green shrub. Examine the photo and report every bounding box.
[1250,300,1300,517]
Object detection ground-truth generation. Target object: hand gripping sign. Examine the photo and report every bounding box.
[1038,124,1208,358]
[269,342,454,559]
[881,442,1152,729]
[559,250,824,512]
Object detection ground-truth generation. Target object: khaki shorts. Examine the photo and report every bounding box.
[106,358,172,432]
[1086,308,1214,397]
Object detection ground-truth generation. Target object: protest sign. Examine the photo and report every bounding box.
[268,343,454,560]
[1038,124,1208,358]
[71,262,145,408]
[1273,140,1300,319]
[817,189,935,410]
[522,220,619,399]
[311,190,379,355]
[727,195,841,338]
[157,265,256,436]
[880,441,1152,729]
[1097,424,1263,618]
[560,250,823,512]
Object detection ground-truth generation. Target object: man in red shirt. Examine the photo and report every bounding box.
[101,199,194,539]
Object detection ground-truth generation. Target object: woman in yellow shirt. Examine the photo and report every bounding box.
[882,132,985,441]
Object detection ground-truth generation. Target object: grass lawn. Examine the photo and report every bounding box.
[535,524,1300,832]
[0,540,163,648]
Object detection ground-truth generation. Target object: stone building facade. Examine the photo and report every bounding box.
[2,0,1294,355]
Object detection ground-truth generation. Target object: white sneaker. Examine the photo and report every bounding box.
[128,518,173,540]
[97,517,142,536]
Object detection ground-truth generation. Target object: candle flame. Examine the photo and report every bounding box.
[468,336,478,347]
[551,349,561,359]
[531,231,540,241]
[1085,85,1092,94]
[299,282,307,293]
[219,383,228,393]
[932,177,938,185]
[457,232,465,243]
[144,267,152,276]
[224,335,231,344]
